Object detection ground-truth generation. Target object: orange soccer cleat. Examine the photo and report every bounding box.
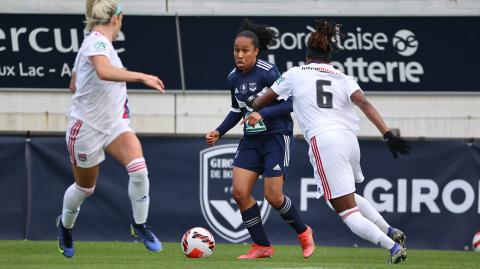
[297,225,315,258]
[237,243,275,259]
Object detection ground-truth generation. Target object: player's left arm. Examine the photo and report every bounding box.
[250,88,279,111]
[351,90,389,134]
[351,90,411,158]
[69,72,76,93]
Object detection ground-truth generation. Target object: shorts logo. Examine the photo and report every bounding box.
[78,153,87,162]
[200,144,271,243]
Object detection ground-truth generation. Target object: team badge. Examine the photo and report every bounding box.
[248,82,257,92]
[200,144,271,243]
[78,153,87,162]
[241,83,247,94]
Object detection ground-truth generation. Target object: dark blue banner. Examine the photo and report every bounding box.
[1,14,479,91]
[0,14,181,89]
[180,16,480,91]
[0,134,479,250]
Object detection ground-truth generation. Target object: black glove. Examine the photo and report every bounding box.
[383,131,411,159]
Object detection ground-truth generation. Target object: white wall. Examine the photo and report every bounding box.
[1,91,478,138]
[0,0,479,15]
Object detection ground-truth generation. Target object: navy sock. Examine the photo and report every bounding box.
[390,242,401,255]
[387,226,394,237]
[276,196,307,234]
[241,203,270,246]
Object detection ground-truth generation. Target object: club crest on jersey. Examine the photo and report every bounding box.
[200,144,271,243]
[248,82,257,92]
[78,153,87,162]
[240,83,247,94]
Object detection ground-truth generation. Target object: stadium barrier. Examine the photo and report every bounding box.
[0,133,478,250]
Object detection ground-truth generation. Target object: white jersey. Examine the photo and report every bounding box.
[271,63,361,141]
[68,31,127,135]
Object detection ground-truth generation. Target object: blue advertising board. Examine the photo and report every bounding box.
[0,14,479,91]
[0,134,479,250]
[0,14,182,89]
[180,16,480,91]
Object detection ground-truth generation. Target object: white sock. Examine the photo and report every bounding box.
[61,183,94,229]
[340,207,395,250]
[127,158,150,224]
[354,194,391,234]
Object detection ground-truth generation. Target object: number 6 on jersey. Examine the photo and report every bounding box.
[316,79,333,108]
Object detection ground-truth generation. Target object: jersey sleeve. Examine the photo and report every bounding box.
[265,65,281,87]
[344,76,362,97]
[83,37,110,59]
[271,68,294,98]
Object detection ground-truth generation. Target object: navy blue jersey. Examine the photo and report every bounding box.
[227,59,293,136]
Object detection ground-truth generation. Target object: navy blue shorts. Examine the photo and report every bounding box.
[232,133,294,178]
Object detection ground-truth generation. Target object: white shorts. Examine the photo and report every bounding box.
[66,117,133,168]
[308,129,364,201]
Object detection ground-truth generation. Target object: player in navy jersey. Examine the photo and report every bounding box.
[205,19,314,259]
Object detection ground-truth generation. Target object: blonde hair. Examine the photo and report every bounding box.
[85,0,120,32]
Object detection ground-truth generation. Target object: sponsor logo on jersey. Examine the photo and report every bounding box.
[94,41,107,51]
[200,145,271,243]
[273,164,281,171]
[234,88,239,94]
[275,76,285,85]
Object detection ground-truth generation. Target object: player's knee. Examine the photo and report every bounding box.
[75,183,95,197]
[232,187,249,204]
[126,158,149,183]
[264,192,284,208]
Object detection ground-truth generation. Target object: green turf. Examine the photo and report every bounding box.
[0,241,479,269]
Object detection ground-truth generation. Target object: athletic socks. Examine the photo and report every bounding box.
[390,242,402,255]
[354,193,391,234]
[241,203,270,247]
[339,207,395,250]
[62,183,95,229]
[127,158,150,225]
[275,196,307,234]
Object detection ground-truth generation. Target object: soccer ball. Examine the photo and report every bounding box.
[473,231,480,252]
[181,227,215,258]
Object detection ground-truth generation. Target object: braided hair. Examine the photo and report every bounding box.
[236,19,277,55]
[306,19,342,61]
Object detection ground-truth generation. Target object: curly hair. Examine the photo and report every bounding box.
[306,19,342,61]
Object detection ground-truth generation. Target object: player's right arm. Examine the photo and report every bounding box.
[252,70,294,111]
[205,81,242,146]
[69,72,76,93]
[90,55,165,93]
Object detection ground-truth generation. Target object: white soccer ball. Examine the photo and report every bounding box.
[473,231,480,252]
[181,227,215,258]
